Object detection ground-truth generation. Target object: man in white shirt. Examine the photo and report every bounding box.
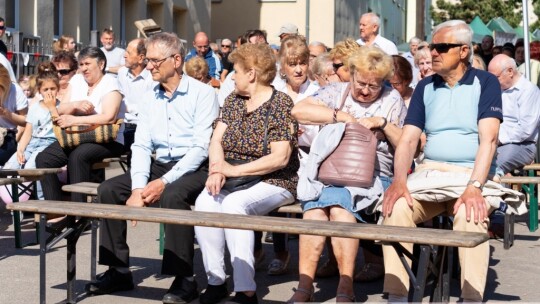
[100,29,125,76]
[401,37,421,85]
[117,38,157,161]
[356,12,398,55]
[488,54,540,173]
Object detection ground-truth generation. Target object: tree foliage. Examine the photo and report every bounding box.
[431,0,522,27]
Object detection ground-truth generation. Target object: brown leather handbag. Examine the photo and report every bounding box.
[318,85,378,188]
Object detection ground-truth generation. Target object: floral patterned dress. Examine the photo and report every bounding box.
[221,89,299,196]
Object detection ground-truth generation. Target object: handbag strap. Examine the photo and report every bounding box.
[337,83,351,111]
[261,89,276,155]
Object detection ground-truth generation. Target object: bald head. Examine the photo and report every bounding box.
[193,32,210,57]
[488,54,519,90]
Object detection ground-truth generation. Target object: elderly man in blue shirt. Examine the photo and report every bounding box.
[86,32,219,304]
[488,54,540,173]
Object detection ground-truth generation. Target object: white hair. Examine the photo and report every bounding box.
[433,20,473,62]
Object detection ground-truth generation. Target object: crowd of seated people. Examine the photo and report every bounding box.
[1,15,536,304]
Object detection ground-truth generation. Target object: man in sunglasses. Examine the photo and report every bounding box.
[382,20,503,302]
[0,17,7,57]
[357,12,398,55]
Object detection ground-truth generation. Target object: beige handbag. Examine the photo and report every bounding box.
[318,85,378,188]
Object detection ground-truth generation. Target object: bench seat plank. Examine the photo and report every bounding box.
[499,176,540,184]
[8,200,488,248]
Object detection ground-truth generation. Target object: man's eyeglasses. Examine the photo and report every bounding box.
[57,69,74,76]
[332,62,344,71]
[0,26,5,30]
[429,43,464,53]
[221,45,231,48]
[146,55,176,68]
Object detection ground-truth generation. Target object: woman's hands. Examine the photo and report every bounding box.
[74,101,95,115]
[54,114,77,128]
[16,149,26,165]
[206,173,226,196]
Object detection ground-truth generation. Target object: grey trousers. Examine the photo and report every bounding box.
[496,142,536,174]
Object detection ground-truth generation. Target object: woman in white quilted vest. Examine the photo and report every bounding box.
[287,46,407,302]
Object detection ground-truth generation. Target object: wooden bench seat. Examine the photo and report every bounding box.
[62,182,303,213]
[8,200,488,304]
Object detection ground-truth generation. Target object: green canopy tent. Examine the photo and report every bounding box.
[515,26,538,41]
[486,17,515,33]
[469,16,493,43]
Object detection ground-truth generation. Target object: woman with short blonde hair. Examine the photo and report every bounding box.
[328,38,362,82]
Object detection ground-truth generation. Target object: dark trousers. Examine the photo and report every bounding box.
[123,123,137,168]
[97,161,208,277]
[0,133,17,166]
[35,141,124,202]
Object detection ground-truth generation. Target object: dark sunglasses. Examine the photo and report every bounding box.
[0,26,5,30]
[332,62,344,71]
[57,69,73,75]
[429,43,463,53]
[221,45,231,48]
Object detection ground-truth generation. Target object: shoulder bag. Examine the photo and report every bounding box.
[221,95,273,192]
[53,119,123,149]
[317,85,378,188]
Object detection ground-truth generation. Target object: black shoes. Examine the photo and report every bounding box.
[85,268,134,295]
[200,283,229,304]
[162,276,199,304]
[229,292,258,304]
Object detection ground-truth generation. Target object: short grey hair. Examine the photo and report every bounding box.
[409,37,421,45]
[309,41,327,48]
[309,53,333,78]
[146,32,186,60]
[363,12,380,27]
[433,20,473,62]
[221,38,232,45]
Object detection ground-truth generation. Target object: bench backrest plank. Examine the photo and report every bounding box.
[8,200,488,248]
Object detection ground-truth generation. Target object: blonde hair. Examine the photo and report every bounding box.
[53,35,75,54]
[279,35,309,69]
[0,65,11,105]
[185,57,209,81]
[414,47,432,66]
[329,38,362,73]
[229,43,276,86]
[348,46,394,80]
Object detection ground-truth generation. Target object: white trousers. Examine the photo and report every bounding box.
[194,182,294,292]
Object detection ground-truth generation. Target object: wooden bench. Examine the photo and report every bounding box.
[8,200,488,304]
[91,155,129,172]
[498,175,540,248]
[0,168,64,248]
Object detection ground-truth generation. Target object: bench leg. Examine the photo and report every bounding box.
[90,219,98,281]
[531,184,539,232]
[159,223,164,256]
[39,214,47,304]
[504,213,514,249]
[66,217,77,303]
[412,245,431,302]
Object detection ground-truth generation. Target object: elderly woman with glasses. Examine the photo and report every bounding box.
[288,46,407,302]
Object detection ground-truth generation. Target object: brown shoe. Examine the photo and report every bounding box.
[354,263,384,282]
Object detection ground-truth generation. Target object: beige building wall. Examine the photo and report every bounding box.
[211,0,335,47]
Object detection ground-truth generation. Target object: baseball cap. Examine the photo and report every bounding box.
[278,23,298,36]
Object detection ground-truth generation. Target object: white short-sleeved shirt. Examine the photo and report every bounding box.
[69,73,125,144]
[101,46,126,74]
[0,83,28,129]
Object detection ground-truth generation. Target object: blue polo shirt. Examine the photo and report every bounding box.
[185,49,222,79]
[405,67,503,171]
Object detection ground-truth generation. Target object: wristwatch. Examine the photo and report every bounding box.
[160,177,169,186]
[467,179,483,190]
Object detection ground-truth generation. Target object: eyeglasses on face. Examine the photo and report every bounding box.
[332,62,344,71]
[390,81,403,87]
[0,26,5,30]
[429,43,464,53]
[145,54,176,68]
[221,45,231,48]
